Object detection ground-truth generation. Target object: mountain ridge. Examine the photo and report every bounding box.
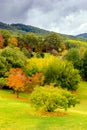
[0,22,50,35]
[0,21,87,40]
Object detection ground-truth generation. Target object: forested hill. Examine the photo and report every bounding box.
[0,22,50,35]
[11,24,50,35]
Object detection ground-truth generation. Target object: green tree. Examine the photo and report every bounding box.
[17,34,25,48]
[30,86,79,112]
[44,58,80,90]
[64,48,82,70]
[24,33,39,51]
[0,47,27,76]
[43,32,62,51]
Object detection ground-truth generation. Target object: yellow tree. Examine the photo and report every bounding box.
[8,37,18,47]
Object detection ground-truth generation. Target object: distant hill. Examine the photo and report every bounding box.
[76,33,87,39]
[11,23,50,35]
[0,22,13,30]
[0,22,50,35]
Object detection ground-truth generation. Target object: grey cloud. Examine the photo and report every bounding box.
[0,0,87,34]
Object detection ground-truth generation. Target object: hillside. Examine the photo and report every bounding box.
[11,23,50,35]
[0,22,50,35]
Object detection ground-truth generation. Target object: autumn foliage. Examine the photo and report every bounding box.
[8,37,18,47]
[0,34,4,48]
[26,72,44,93]
[6,68,44,97]
[6,68,28,97]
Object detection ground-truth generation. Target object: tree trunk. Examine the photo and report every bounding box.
[16,90,19,98]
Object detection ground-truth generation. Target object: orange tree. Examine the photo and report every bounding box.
[6,68,28,98]
[0,34,4,48]
[6,68,44,97]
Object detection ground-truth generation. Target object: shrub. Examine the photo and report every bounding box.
[30,86,79,112]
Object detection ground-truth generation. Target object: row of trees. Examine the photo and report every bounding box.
[2,46,87,90]
[0,47,80,96]
[0,30,63,53]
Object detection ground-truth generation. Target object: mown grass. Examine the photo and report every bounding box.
[0,81,87,130]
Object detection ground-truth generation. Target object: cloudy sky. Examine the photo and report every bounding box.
[0,0,87,35]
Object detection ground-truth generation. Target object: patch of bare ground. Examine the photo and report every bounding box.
[37,110,68,117]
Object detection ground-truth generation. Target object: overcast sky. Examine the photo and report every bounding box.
[0,0,87,35]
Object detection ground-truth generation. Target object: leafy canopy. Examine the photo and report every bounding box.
[30,86,79,112]
[44,57,80,90]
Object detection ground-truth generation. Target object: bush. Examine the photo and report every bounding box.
[44,58,80,90]
[30,86,79,112]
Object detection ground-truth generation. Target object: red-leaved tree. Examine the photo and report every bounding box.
[0,34,4,48]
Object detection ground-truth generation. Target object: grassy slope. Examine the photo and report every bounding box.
[69,81,87,114]
[0,82,87,130]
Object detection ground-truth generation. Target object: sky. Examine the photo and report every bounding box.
[0,0,87,35]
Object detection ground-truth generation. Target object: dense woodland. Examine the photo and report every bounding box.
[0,23,87,112]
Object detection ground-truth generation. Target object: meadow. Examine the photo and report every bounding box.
[0,81,87,130]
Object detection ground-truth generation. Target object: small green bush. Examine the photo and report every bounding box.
[30,86,79,112]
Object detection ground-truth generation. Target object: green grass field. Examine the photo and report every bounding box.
[0,81,87,130]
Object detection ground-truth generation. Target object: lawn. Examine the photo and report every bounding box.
[0,81,87,130]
